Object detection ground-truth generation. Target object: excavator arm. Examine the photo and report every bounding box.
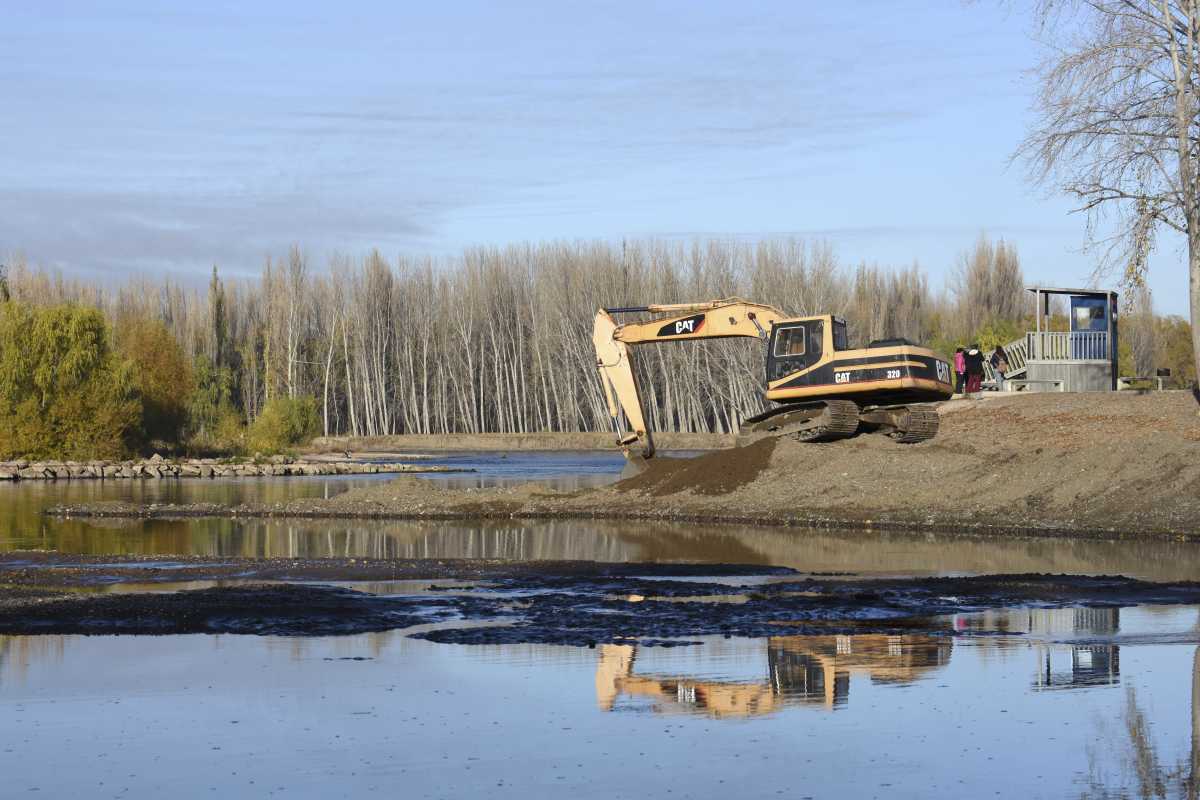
[592,298,786,461]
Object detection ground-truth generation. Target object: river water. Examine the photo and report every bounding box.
[2,452,1198,798]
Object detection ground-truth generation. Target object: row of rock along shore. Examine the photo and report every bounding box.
[0,454,469,481]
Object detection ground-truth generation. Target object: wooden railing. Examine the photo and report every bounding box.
[1027,331,1109,361]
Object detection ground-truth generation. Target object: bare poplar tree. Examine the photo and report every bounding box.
[951,236,1025,337]
[1019,0,1200,392]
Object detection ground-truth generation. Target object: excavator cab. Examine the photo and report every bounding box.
[767,318,825,382]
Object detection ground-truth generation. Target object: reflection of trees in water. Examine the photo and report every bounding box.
[1078,647,1198,800]
[15,509,1200,583]
[0,635,66,687]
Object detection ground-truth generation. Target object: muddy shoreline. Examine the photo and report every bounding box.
[44,500,1200,542]
[0,551,798,587]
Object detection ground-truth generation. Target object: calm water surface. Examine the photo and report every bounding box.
[2,609,1198,799]
[2,451,1198,798]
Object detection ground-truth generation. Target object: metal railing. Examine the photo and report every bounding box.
[1027,331,1109,361]
[983,336,1029,381]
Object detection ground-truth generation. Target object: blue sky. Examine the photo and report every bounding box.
[1,1,1190,313]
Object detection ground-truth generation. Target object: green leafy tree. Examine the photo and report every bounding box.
[114,313,194,446]
[972,318,1023,352]
[189,355,235,435]
[246,396,320,454]
[0,303,140,459]
[188,354,245,454]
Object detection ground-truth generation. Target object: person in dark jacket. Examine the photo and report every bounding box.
[990,345,1010,391]
[964,345,984,394]
[953,347,966,395]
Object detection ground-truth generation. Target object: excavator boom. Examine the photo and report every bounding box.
[593,298,786,460]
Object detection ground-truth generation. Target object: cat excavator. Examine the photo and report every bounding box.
[593,298,954,462]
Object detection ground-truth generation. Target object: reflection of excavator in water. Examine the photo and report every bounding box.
[593,298,954,462]
[595,634,953,718]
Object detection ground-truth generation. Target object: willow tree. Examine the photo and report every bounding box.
[1020,0,1200,393]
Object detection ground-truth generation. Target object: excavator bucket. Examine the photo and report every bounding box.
[618,453,651,479]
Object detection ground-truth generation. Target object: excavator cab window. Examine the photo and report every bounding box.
[768,321,823,381]
[832,318,848,351]
[773,327,806,358]
[807,321,823,359]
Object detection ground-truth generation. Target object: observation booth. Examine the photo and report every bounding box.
[1024,286,1119,392]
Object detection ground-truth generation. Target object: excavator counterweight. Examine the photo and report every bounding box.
[593,297,954,462]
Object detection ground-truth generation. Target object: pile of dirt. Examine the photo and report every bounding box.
[614,438,777,496]
[597,391,1200,536]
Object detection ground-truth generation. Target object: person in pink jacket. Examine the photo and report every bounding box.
[953,347,966,395]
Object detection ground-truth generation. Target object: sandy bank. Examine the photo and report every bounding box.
[53,393,1200,539]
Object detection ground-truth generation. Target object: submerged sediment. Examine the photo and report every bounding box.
[2,555,1199,642]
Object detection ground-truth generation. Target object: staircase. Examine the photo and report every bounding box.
[983,336,1028,382]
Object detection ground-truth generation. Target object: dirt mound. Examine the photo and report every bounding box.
[615,438,776,496]
[596,392,1200,536]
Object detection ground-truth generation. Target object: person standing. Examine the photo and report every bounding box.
[953,347,966,395]
[965,345,984,394]
[990,345,1010,392]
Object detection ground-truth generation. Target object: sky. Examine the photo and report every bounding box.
[1,0,1192,313]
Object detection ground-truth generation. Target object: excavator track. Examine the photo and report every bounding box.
[740,399,861,445]
[858,405,940,444]
[791,399,862,442]
[888,408,940,443]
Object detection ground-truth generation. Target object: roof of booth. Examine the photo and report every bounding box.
[1025,286,1117,298]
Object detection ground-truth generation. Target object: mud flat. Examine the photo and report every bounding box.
[2,555,1199,641]
[49,393,1200,539]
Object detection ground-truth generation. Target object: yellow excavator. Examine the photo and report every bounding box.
[594,634,953,717]
[593,298,954,461]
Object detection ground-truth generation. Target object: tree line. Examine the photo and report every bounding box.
[0,235,1193,457]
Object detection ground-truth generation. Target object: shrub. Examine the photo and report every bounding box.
[0,302,141,460]
[246,396,320,454]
